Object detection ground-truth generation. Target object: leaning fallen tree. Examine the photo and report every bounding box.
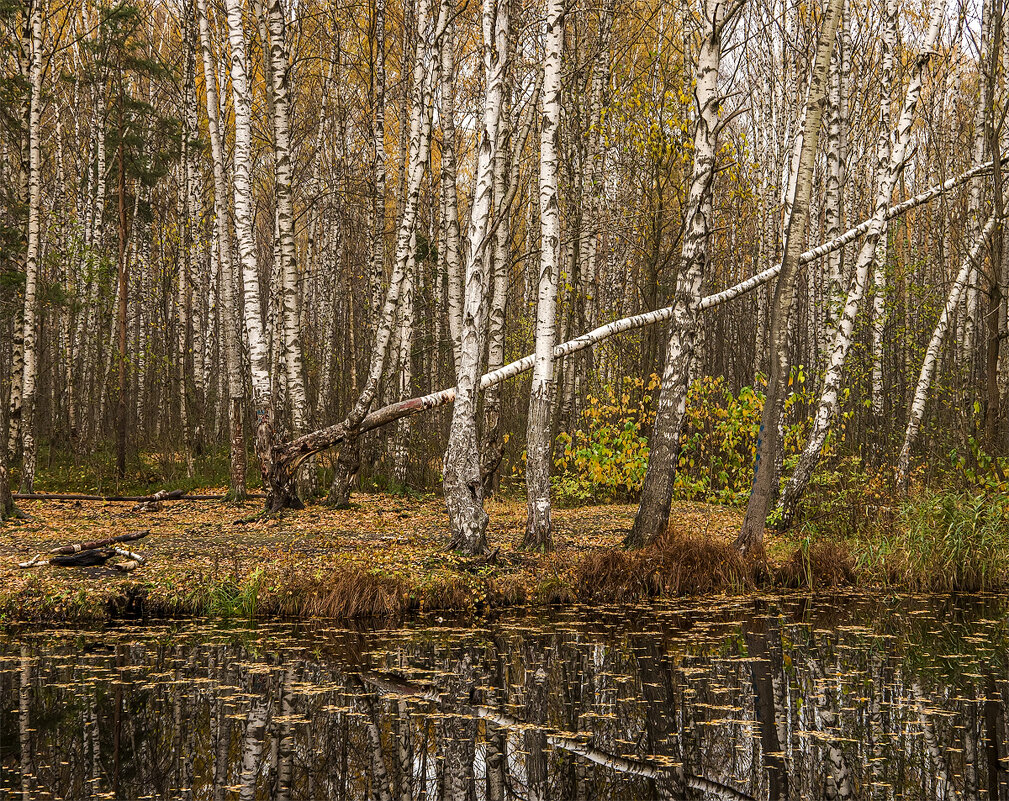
[895,215,998,486]
[260,158,1009,509]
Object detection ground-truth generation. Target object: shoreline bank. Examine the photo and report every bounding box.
[0,490,984,624]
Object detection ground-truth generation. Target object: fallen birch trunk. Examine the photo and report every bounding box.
[265,159,1006,504]
[13,491,265,503]
[699,158,1005,310]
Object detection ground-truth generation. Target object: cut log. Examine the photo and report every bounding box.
[112,546,146,565]
[18,531,150,569]
[45,530,148,556]
[133,491,170,512]
[50,549,115,567]
[113,560,140,572]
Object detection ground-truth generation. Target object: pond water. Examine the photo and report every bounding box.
[0,594,1005,800]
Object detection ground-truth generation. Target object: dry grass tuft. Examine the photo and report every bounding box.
[574,529,753,602]
[644,529,753,594]
[573,549,639,602]
[289,567,407,618]
[485,574,529,607]
[775,541,855,589]
[418,575,472,611]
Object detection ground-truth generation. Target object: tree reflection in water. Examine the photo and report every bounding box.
[0,595,1006,800]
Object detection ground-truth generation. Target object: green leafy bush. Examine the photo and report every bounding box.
[674,375,764,505]
[553,373,810,506]
[553,376,656,504]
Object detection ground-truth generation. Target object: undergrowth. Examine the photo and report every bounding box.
[205,569,264,618]
[862,491,1009,592]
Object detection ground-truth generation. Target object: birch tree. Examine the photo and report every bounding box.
[18,0,42,493]
[440,16,462,368]
[822,0,847,345]
[776,0,948,527]
[625,0,744,548]
[197,0,246,499]
[266,0,311,475]
[443,0,508,554]
[896,217,998,485]
[736,0,844,555]
[524,0,563,551]
[870,0,896,424]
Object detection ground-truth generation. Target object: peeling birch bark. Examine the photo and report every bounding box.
[870,0,896,421]
[198,0,247,500]
[17,0,42,494]
[443,0,507,554]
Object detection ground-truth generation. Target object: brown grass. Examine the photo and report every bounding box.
[775,541,855,589]
[574,529,753,602]
[0,492,876,625]
[283,567,408,618]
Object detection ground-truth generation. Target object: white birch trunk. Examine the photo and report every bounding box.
[443,0,508,554]
[737,0,844,553]
[267,0,314,495]
[326,0,449,506]
[266,0,308,432]
[440,18,463,369]
[225,0,277,502]
[199,0,247,499]
[701,159,1004,310]
[870,0,896,419]
[18,0,42,494]
[351,0,447,423]
[481,87,517,494]
[524,0,564,550]
[822,1,847,349]
[627,0,738,547]
[370,0,387,330]
[392,236,416,484]
[179,7,197,478]
[7,11,31,463]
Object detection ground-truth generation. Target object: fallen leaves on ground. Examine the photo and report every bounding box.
[0,492,750,623]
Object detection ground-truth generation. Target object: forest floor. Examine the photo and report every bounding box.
[0,491,851,624]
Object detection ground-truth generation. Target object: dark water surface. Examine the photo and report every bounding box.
[1,593,1007,800]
